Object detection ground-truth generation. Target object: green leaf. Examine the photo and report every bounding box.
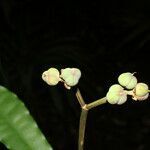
[0,86,53,150]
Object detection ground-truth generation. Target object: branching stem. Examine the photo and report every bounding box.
[76,89,86,107]
[76,89,107,150]
[86,97,107,110]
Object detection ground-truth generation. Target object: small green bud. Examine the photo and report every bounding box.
[106,84,127,105]
[118,72,137,89]
[135,83,149,97]
[60,68,81,88]
[42,68,60,85]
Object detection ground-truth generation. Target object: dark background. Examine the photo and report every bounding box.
[0,1,150,150]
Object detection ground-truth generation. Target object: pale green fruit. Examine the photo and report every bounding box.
[135,93,149,101]
[64,76,78,86]
[106,84,127,105]
[60,68,72,79]
[135,83,149,97]
[108,84,124,92]
[60,68,81,87]
[118,72,137,89]
[106,92,120,104]
[42,68,60,85]
[117,94,127,105]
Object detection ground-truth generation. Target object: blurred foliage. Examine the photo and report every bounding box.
[0,1,150,150]
[0,86,52,150]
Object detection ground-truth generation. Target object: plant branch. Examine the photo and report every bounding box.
[78,108,88,150]
[86,97,107,110]
[76,88,86,107]
[76,89,107,150]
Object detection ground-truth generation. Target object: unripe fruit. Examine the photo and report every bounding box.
[108,84,123,92]
[135,93,149,101]
[118,72,137,89]
[60,68,81,87]
[42,68,60,85]
[106,84,127,105]
[135,83,149,97]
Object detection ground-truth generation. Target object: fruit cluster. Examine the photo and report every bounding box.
[42,67,81,89]
[106,73,149,105]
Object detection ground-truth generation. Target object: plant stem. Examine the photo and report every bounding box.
[86,97,107,110]
[76,89,107,150]
[76,88,86,107]
[78,108,88,150]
